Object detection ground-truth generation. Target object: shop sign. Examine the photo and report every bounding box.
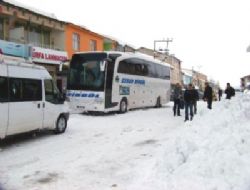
[0,39,29,58]
[31,46,68,65]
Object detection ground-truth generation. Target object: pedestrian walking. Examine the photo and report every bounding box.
[192,85,199,114]
[173,83,182,116]
[225,83,235,99]
[184,84,196,121]
[203,82,213,109]
[218,88,222,101]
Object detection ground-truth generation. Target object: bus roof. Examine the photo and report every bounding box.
[73,51,171,67]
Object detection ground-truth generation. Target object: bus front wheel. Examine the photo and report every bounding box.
[119,99,128,113]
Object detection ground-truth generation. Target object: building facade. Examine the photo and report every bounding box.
[0,0,68,91]
[182,69,193,88]
[65,23,104,58]
[241,75,250,90]
[182,68,207,91]
[102,35,136,53]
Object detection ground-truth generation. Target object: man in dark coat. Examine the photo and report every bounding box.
[218,88,223,101]
[203,82,213,109]
[184,84,196,121]
[173,83,182,116]
[225,83,235,99]
[192,85,199,114]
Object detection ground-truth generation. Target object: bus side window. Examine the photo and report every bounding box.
[0,77,8,102]
[142,64,148,76]
[145,61,157,78]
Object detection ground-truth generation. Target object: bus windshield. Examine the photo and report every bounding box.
[67,53,107,91]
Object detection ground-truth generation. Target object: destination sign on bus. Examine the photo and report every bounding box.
[121,78,145,85]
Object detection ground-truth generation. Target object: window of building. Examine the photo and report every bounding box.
[72,33,80,51]
[89,40,97,51]
[43,30,50,46]
[28,26,41,45]
[0,18,3,40]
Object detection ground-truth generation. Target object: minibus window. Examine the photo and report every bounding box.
[0,77,8,102]
[10,78,22,102]
[45,80,54,102]
[22,79,42,101]
[45,79,62,104]
[9,78,42,102]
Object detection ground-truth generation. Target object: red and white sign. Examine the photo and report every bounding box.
[32,47,68,65]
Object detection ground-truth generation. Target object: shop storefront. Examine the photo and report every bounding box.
[31,46,68,92]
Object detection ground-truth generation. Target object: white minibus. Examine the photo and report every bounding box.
[67,51,171,113]
[0,60,69,139]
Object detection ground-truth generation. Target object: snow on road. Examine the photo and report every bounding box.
[0,94,250,190]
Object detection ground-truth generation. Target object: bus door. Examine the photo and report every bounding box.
[105,60,115,108]
[105,54,121,109]
[0,65,9,138]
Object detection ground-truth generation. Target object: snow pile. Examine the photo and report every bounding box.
[131,94,250,190]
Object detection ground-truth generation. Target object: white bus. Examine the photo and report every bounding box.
[66,52,171,113]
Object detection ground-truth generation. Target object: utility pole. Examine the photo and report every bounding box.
[153,38,173,58]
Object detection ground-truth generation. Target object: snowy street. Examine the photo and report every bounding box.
[1,94,250,190]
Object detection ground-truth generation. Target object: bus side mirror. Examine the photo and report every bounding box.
[59,59,70,72]
[100,61,105,71]
[100,58,111,71]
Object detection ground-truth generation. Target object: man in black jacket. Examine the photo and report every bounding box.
[192,85,199,114]
[173,83,182,116]
[218,88,223,101]
[184,84,196,121]
[203,82,213,109]
[225,83,235,99]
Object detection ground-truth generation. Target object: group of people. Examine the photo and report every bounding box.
[173,82,235,122]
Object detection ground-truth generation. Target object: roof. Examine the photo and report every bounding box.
[2,0,64,22]
[0,57,45,70]
[67,23,104,39]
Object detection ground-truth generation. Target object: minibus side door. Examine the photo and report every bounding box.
[43,79,63,129]
[7,78,43,135]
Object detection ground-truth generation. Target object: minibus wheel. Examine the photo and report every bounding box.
[119,98,128,113]
[54,115,67,134]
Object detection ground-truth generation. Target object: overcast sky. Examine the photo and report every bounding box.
[14,0,250,88]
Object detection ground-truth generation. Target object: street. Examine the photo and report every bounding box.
[1,94,250,190]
